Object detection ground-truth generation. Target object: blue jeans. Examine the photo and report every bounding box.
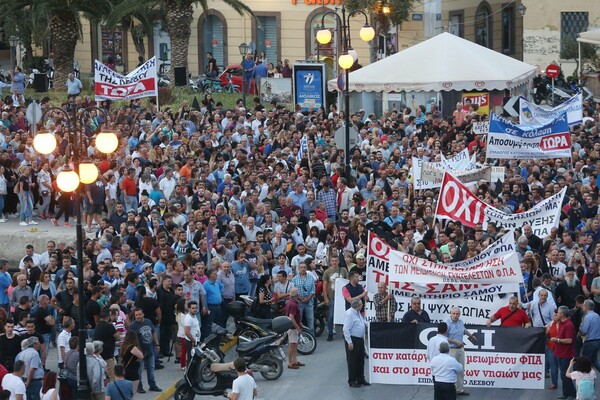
[138,353,157,390]
[125,195,138,212]
[581,339,600,371]
[546,347,558,386]
[26,378,42,400]
[299,301,314,335]
[244,75,253,94]
[0,194,5,218]
[558,356,576,397]
[19,192,33,222]
[327,297,335,335]
[208,304,223,329]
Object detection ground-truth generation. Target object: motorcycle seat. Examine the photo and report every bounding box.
[245,316,273,327]
[211,361,235,373]
[236,335,278,354]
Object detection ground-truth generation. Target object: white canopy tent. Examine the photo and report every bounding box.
[327,32,536,93]
[577,29,600,79]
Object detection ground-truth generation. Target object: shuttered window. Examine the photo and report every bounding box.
[203,15,224,70]
[257,16,278,63]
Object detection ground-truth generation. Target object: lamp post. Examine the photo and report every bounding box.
[239,42,250,106]
[33,106,118,400]
[518,2,527,61]
[8,35,18,68]
[317,6,375,179]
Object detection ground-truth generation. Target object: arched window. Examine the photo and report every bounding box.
[198,10,227,74]
[475,3,492,48]
[305,9,337,59]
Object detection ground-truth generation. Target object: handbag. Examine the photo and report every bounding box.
[59,352,72,380]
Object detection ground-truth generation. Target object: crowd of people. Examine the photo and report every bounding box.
[0,75,595,399]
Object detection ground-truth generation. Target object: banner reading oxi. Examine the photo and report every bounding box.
[412,148,475,189]
[369,322,545,389]
[486,112,571,160]
[436,172,564,237]
[95,57,157,100]
[519,92,583,126]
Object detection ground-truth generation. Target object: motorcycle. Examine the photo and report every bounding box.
[188,73,202,92]
[234,316,291,380]
[174,337,240,400]
[227,299,317,355]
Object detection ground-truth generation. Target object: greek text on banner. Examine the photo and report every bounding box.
[519,92,582,126]
[94,57,158,100]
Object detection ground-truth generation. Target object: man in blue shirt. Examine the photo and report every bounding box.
[445,307,476,396]
[0,259,11,313]
[232,250,252,298]
[203,268,224,327]
[343,298,368,387]
[241,53,255,95]
[580,299,600,371]
[431,341,463,400]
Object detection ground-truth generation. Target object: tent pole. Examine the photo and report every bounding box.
[578,41,582,87]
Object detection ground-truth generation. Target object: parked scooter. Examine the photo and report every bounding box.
[174,336,240,400]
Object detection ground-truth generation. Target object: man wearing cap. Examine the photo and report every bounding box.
[18,336,44,400]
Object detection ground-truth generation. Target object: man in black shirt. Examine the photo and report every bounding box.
[0,319,21,371]
[24,319,47,369]
[401,296,431,324]
[85,286,102,336]
[94,309,119,380]
[157,275,176,356]
[349,253,367,283]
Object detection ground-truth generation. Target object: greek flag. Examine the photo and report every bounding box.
[297,135,308,160]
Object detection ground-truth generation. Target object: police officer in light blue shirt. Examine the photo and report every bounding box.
[580,299,600,371]
[445,307,476,396]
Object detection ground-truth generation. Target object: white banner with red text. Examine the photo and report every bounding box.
[486,112,571,160]
[369,322,545,389]
[412,148,476,189]
[94,57,158,100]
[435,172,565,237]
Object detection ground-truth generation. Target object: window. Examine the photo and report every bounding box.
[254,15,280,64]
[475,3,492,48]
[448,12,463,38]
[502,6,515,54]
[98,25,126,72]
[306,11,337,59]
[561,12,588,53]
[197,11,227,75]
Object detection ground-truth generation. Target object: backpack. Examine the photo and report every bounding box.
[577,377,595,400]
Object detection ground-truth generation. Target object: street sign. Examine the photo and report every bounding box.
[503,96,520,117]
[26,100,42,131]
[546,64,560,79]
[334,126,359,155]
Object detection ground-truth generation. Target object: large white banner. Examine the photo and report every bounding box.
[388,234,521,285]
[369,323,545,390]
[436,172,565,238]
[486,113,571,160]
[95,57,158,100]
[519,93,583,126]
[412,149,476,189]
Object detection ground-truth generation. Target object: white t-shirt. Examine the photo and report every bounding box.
[183,313,201,342]
[2,373,26,400]
[231,373,257,400]
[56,329,71,363]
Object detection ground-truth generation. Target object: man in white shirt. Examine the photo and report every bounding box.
[159,168,177,200]
[431,342,463,400]
[18,245,43,271]
[183,301,201,362]
[427,322,449,362]
[57,317,74,368]
[2,359,26,400]
[228,358,257,400]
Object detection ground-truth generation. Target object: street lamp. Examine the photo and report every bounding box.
[518,2,527,61]
[239,42,250,106]
[8,35,18,68]
[33,106,117,400]
[317,5,374,179]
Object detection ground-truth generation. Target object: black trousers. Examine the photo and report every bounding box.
[345,336,365,384]
[159,322,173,355]
[434,381,457,400]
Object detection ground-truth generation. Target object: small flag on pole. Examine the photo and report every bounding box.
[297,135,308,160]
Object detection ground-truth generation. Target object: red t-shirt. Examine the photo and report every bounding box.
[554,319,576,359]
[285,298,301,327]
[493,305,530,327]
[121,176,137,196]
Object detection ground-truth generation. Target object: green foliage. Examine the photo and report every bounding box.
[560,37,597,62]
[346,0,413,26]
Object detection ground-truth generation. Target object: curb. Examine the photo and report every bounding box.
[155,337,239,400]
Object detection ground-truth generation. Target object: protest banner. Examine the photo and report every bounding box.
[95,57,158,101]
[412,148,476,189]
[486,112,571,160]
[473,120,490,135]
[519,92,583,126]
[436,172,564,237]
[388,241,521,285]
[421,164,492,187]
[369,322,545,389]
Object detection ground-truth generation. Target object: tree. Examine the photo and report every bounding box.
[560,37,597,78]
[0,0,112,87]
[109,0,254,82]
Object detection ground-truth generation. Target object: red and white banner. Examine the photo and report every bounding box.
[435,172,565,237]
[94,57,158,100]
[369,322,545,389]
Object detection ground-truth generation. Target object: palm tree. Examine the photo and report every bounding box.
[0,0,112,87]
[109,0,254,82]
